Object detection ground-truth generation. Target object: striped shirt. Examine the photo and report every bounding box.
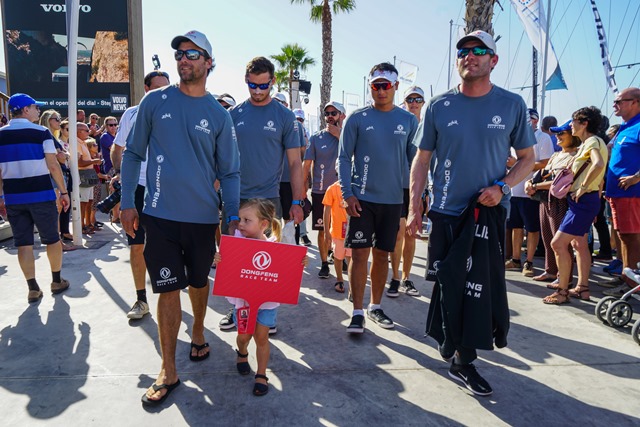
[0,118,57,205]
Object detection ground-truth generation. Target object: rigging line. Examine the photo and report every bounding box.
[612,1,640,68]
[550,0,575,39]
[434,40,448,93]
[556,0,588,62]
[608,0,632,55]
[505,31,525,89]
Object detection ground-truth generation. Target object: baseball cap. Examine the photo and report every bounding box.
[550,119,571,133]
[8,93,45,112]
[324,101,345,114]
[528,108,539,120]
[171,30,214,60]
[456,30,497,53]
[293,108,305,120]
[273,92,288,105]
[404,86,424,99]
[216,93,236,108]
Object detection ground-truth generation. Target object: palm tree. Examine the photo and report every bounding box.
[274,69,290,93]
[291,0,356,124]
[270,43,316,107]
[464,0,496,34]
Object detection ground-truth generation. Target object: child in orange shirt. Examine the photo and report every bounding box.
[322,181,351,294]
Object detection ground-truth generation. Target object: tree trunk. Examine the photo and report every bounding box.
[464,0,496,35]
[320,0,332,128]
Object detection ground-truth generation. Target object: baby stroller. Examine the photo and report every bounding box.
[595,265,640,345]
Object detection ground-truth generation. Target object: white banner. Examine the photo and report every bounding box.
[509,0,567,90]
[397,60,419,86]
[344,93,361,116]
[590,0,618,94]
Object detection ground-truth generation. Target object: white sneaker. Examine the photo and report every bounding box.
[127,300,149,319]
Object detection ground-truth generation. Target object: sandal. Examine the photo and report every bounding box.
[568,285,590,301]
[542,289,570,305]
[533,273,555,282]
[141,379,181,406]
[82,226,94,235]
[334,281,345,293]
[253,374,269,396]
[236,349,250,375]
[189,342,210,362]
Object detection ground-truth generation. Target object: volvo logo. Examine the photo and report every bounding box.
[252,251,272,270]
[160,267,171,279]
[41,4,92,12]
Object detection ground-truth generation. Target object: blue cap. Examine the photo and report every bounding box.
[550,119,571,133]
[8,93,45,112]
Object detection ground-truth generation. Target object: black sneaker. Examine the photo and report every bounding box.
[448,362,493,396]
[318,262,330,279]
[367,308,394,329]
[219,308,236,330]
[347,315,365,334]
[386,279,400,297]
[301,235,312,246]
[400,280,420,296]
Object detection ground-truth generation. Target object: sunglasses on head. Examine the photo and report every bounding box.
[324,111,339,117]
[174,49,206,61]
[405,97,424,104]
[370,81,394,91]
[246,80,271,90]
[457,46,495,59]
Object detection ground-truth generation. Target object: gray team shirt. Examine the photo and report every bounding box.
[230,99,300,198]
[418,85,535,216]
[121,85,240,223]
[305,129,339,193]
[338,105,418,204]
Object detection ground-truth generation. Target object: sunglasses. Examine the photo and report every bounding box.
[613,98,635,105]
[107,123,118,127]
[371,81,394,91]
[405,97,424,104]
[324,111,339,117]
[50,117,61,122]
[555,131,569,136]
[61,127,68,131]
[246,80,271,90]
[457,46,495,59]
[174,49,206,61]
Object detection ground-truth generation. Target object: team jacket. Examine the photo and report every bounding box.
[426,195,510,351]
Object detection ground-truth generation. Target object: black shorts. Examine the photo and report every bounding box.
[507,197,541,232]
[127,185,146,246]
[345,200,401,252]
[6,201,60,247]
[401,188,410,218]
[141,213,217,293]
[279,182,293,221]
[311,192,325,230]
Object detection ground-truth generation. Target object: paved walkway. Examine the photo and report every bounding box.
[0,216,638,426]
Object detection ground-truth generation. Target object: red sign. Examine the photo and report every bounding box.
[212,235,307,334]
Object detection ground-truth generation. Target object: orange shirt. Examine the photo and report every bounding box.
[322,182,348,240]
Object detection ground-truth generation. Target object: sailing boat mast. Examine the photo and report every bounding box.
[539,0,552,118]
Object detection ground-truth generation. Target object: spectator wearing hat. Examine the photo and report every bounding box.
[599,87,640,297]
[304,101,345,280]
[0,93,71,303]
[505,108,554,277]
[216,93,236,110]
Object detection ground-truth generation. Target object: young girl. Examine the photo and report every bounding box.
[215,198,307,396]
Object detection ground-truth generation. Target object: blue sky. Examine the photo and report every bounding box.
[1,0,638,129]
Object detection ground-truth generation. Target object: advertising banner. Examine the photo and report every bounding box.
[213,235,307,334]
[1,0,130,115]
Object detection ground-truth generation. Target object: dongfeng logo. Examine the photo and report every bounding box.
[267,121,274,128]
[200,119,209,128]
[160,267,171,279]
[492,116,502,125]
[397,124,404,132]
[355,231,364,239]
[252,251,272,270]
[364,156,370,163]
[156,155,164,163]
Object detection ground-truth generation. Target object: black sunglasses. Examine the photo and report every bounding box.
[457,46,495,59]
[174,49,206,61]
[324,111,339,117]
[371,81,394,91]
[107,123,118,127]
[405,97,424,104]
[246,80,271,90]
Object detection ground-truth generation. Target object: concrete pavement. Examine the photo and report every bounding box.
[0,216,638,426]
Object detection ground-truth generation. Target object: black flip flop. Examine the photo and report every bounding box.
[189,342,210,362]
[141,379,181,406]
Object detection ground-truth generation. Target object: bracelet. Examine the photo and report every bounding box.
[226,215,239,224]
[60,192,68,195]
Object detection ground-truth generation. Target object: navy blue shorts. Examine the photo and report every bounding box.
[311,192,325,230]
[559,192,599,236]
[6,201,60,247]
[507,197,540,232]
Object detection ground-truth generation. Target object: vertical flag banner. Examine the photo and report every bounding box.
[589,0,618,95]
[509,0,567,90]
[397,60,419,99]
[344,93,361,116]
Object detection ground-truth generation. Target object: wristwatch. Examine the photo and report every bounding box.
[493,180,511,195]
[292,199,305,207]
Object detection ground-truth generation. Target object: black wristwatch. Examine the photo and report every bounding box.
[292,199,305,207]
[493,180,511,195]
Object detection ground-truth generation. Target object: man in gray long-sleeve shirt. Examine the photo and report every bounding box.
[121,30,240,406]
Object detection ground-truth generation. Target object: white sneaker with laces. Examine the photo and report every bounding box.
[127,300,150,319]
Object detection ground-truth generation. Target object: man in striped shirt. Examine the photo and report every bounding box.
[0,93,71,303]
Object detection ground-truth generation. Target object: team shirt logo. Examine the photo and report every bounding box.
[487,115,506,130]
[162,113,172,120]
[160,267,171,279]
[200,119,209,128]
[195,118,211,134]
[264,120,277,132]
[156,155,164,163]
[394,124,407,135]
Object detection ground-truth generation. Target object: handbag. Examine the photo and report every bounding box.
[530,169,551,202]
[79,168,99,188]
[549,160,590,199]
